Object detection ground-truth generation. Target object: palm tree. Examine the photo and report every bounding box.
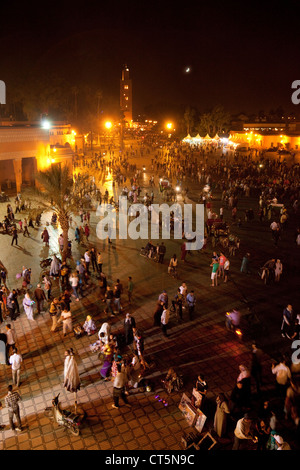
[34,164,87,261]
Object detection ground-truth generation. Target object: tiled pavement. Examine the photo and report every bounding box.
[0,152,299,451]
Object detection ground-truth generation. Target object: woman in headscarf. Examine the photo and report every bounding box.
[63,348,81,393]
[100,343,113,381]
[41,227,50,247]
[98,322,111,344]
[83,315,96,336]
[49,255,60,277]
[214,393,230,437]
[23,292,35,321]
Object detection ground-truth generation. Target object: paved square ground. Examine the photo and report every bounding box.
[0,149,299,451]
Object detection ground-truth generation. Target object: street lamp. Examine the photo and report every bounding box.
[166,122,173,130]
[105,121,112,130]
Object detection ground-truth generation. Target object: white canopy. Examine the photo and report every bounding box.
[182,134,192,142]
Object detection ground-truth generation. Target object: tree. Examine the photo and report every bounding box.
[183,106,196,135]
[34,164,87,261]
[198,106,230,136]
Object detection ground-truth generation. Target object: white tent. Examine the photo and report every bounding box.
[203,134,211,141]
[182,134,192,143]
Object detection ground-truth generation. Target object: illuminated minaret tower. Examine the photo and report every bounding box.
[120,64,133,126]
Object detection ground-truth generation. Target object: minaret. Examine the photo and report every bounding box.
[120,64,133,126]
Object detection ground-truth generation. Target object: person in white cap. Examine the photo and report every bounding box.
[274,434,291,450]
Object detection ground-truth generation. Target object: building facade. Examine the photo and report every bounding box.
[0,122,74,192]
[229,121,300,155]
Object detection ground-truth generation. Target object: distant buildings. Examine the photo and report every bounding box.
[229,120,300,152]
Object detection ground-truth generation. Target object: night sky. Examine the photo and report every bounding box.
[1,0,300,117]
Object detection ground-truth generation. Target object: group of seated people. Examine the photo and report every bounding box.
[141,241,159,259]
[90,323,145,389]
[161,368,184,394]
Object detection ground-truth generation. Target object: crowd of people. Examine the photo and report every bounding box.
[0,138,299,450]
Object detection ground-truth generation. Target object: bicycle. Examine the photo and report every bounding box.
[258,267,270,285]
[168,265,178,279]
[169,301,181,323]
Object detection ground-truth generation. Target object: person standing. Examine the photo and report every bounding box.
[90,247,98,273]
[84,249,90,274]
[232,414,257,450]
[4,385,22,432]
[192,374,208,408]
[250,342,263,394]
[179,282,187,302]
[158,242,166,263]
[174,288,184,320]
[133,328,145,360]
[49,298,59,332]
[41,228,50,247]
[22,293,35,321]
[84,224,90,242]
[11,226,18,246]
[281,304,293,338]
[34,284,46,314]
[23,219,29,237]
[218,252,226,279]
[5,324,16,365]
[210,259,219,286]
[69,273,80,301]
[127,276,134,304]
[6,291,18,321]
[104,286,114,317]
[180,242,187,263]
[271,358,291,396]
[124,313,136,345]
[224,257,230,283]
[50,255,60,278]
[240,253,251,274]
[42,274,52,301]
[9,347,22,388]
[112,364,131,409]
[58,234,64,252]
[113,284,122,314]
[97,251,103,273]
[153,300,164,327]
[214,393,230,438]
[58,304,72,337]
[63,348,81,397]
[186,290,196,320]
[161,305,170,338]
[274,259,283,283]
